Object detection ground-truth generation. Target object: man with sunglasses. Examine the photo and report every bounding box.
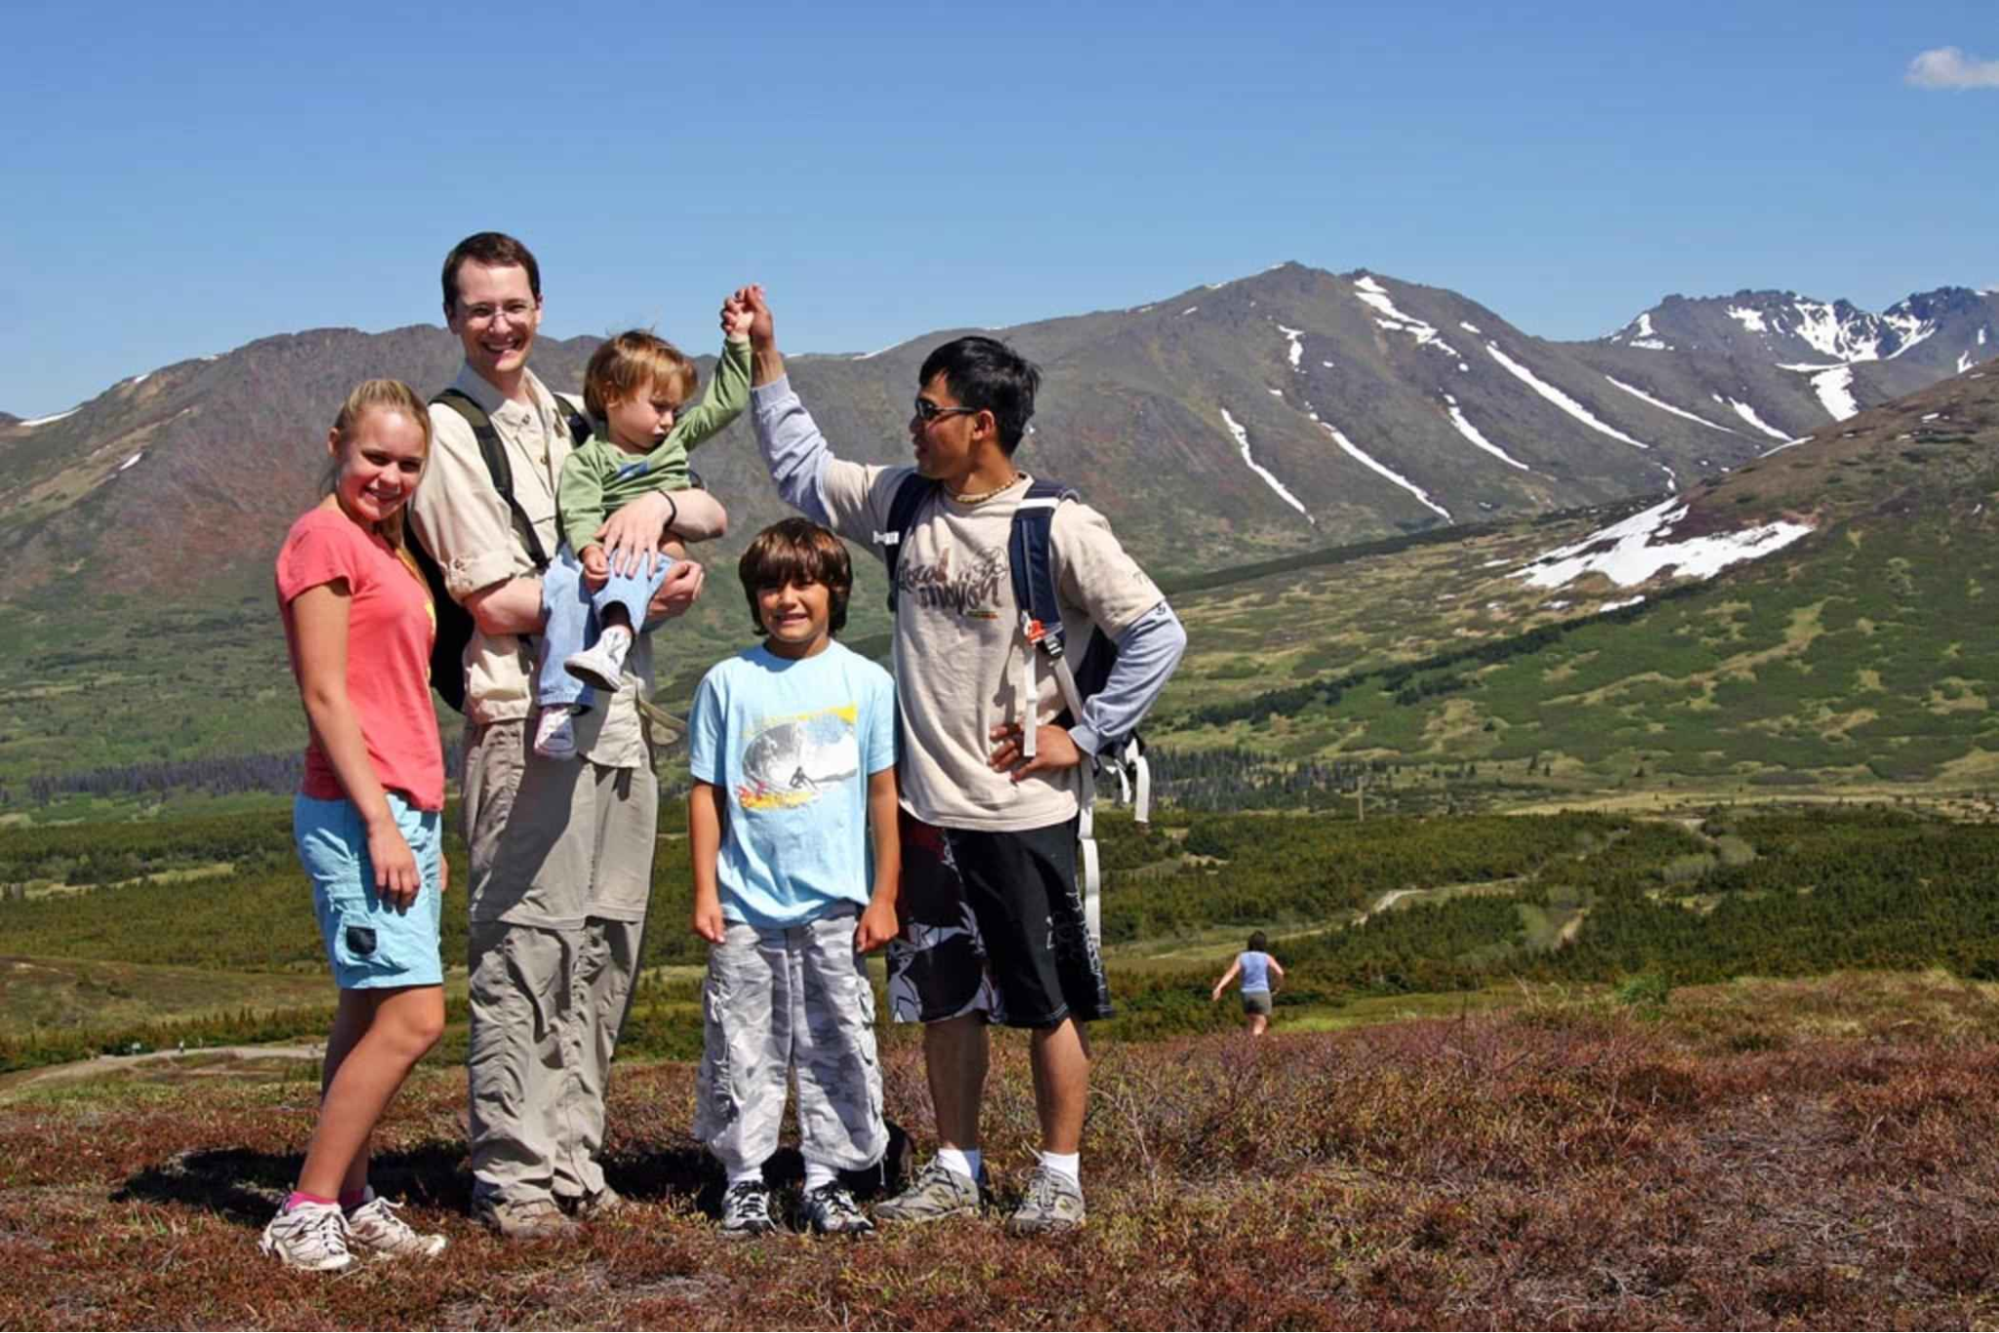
[731,285,1186,1234]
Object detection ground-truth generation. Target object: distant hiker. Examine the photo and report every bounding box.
[264,379,450,1271]
[737,285,1187,1235]
[687,520,901,1237]
[406,232,711,1240]
[1211,931,1285,1037]
[532,323,748,760]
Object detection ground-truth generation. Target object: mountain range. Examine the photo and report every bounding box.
[4,263,1993,605]
[4,262,1999,797]
[1161,358,1999,796]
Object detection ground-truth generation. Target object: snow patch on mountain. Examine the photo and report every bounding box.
[1485,343,1651,450]
[19,406,80,428]
[1612,311,1671,350]
[1603,376,1740,434]
[1277,325,1304,370]
[1219,408,1315,524]
[116,451,144,473]
[1791,300,1883,362]
[1884,306,1937,359]
[1315,417,1450,521]
[1807,365,1858,420]
[1727,306,1768,333]
[1961,350,1977,374]
[1441,394,1530,471]
[1459,321,1482,335]
[1513,498,1813,591]
[1352,276,1461,357]
[1726,399,1791,442]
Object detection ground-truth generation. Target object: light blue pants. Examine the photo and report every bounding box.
[537,542,674,710]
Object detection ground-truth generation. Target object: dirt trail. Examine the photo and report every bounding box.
[0,1044,321,1102]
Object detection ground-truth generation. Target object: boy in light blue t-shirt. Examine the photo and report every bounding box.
[688,518,899,1238]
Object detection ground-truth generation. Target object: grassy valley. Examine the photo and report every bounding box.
[5,332,1999,1329]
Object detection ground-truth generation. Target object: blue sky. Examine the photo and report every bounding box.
[2,0,1993,418]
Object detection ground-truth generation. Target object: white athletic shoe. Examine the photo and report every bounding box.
[345,1194,447,1260]
[260,1200,353,1272]
[533,706,579,761]
[564,627,632,693]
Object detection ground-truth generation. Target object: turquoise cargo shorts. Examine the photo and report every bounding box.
[294,793,444,990]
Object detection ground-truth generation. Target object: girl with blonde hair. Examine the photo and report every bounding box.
[263,380,451,1271]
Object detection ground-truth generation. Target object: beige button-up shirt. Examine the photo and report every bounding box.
[409,361,653,769]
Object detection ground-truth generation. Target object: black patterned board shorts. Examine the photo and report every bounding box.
[885,811,1113,1029]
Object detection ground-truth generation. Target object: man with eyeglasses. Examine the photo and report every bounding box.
[732,284,1186,1235]
[409,231,711,1239]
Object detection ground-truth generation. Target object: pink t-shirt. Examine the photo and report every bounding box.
[276,506,444,811]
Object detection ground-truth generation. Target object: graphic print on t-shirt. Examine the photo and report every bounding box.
[895,545,1006,620]
[738,703,861,810]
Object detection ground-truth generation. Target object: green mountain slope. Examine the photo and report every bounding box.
[1155,367,1999,800]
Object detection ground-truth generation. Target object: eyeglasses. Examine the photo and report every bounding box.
[912,397,978,424]
[458,300,537,327]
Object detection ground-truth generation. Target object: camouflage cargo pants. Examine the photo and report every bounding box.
[693,909,887,1176]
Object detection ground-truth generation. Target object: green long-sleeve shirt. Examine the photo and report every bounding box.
[557,336,752,554]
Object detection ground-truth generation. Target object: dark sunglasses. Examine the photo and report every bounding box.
[912,397,979,424]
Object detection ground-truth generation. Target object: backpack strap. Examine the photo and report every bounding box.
[1071,630,1151,819]
[873,472,938,612]
[553,394,592,449]
[1006,478,1146,951]
[431,389,553,573]
[1008,480,1079,761]
[406,518,472,715]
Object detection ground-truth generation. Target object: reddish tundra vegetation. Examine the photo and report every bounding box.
[2,972,1997,1330]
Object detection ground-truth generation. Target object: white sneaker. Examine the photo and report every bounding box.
[565,627,632,693]
[533,706,578,761]
[260,1200,353,1272]
[346,1194,447,1260]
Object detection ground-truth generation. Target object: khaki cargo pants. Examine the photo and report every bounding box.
[461,718,656,1208]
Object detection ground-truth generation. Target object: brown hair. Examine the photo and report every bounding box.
[321,379,433,592]
[737,519,852,637]
[583,330,697,421]
[440,231,541,316]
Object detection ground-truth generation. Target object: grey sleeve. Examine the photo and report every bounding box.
[1067,601,1187,757]
[750,377,834,527]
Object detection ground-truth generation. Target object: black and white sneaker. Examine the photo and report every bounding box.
[801,1183,874,1236]
[718,1180,776,1238]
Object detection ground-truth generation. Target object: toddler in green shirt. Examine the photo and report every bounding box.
[535,313,752,759]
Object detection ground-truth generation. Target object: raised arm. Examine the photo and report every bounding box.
[738,285,835,526]
[670,333,753,451]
